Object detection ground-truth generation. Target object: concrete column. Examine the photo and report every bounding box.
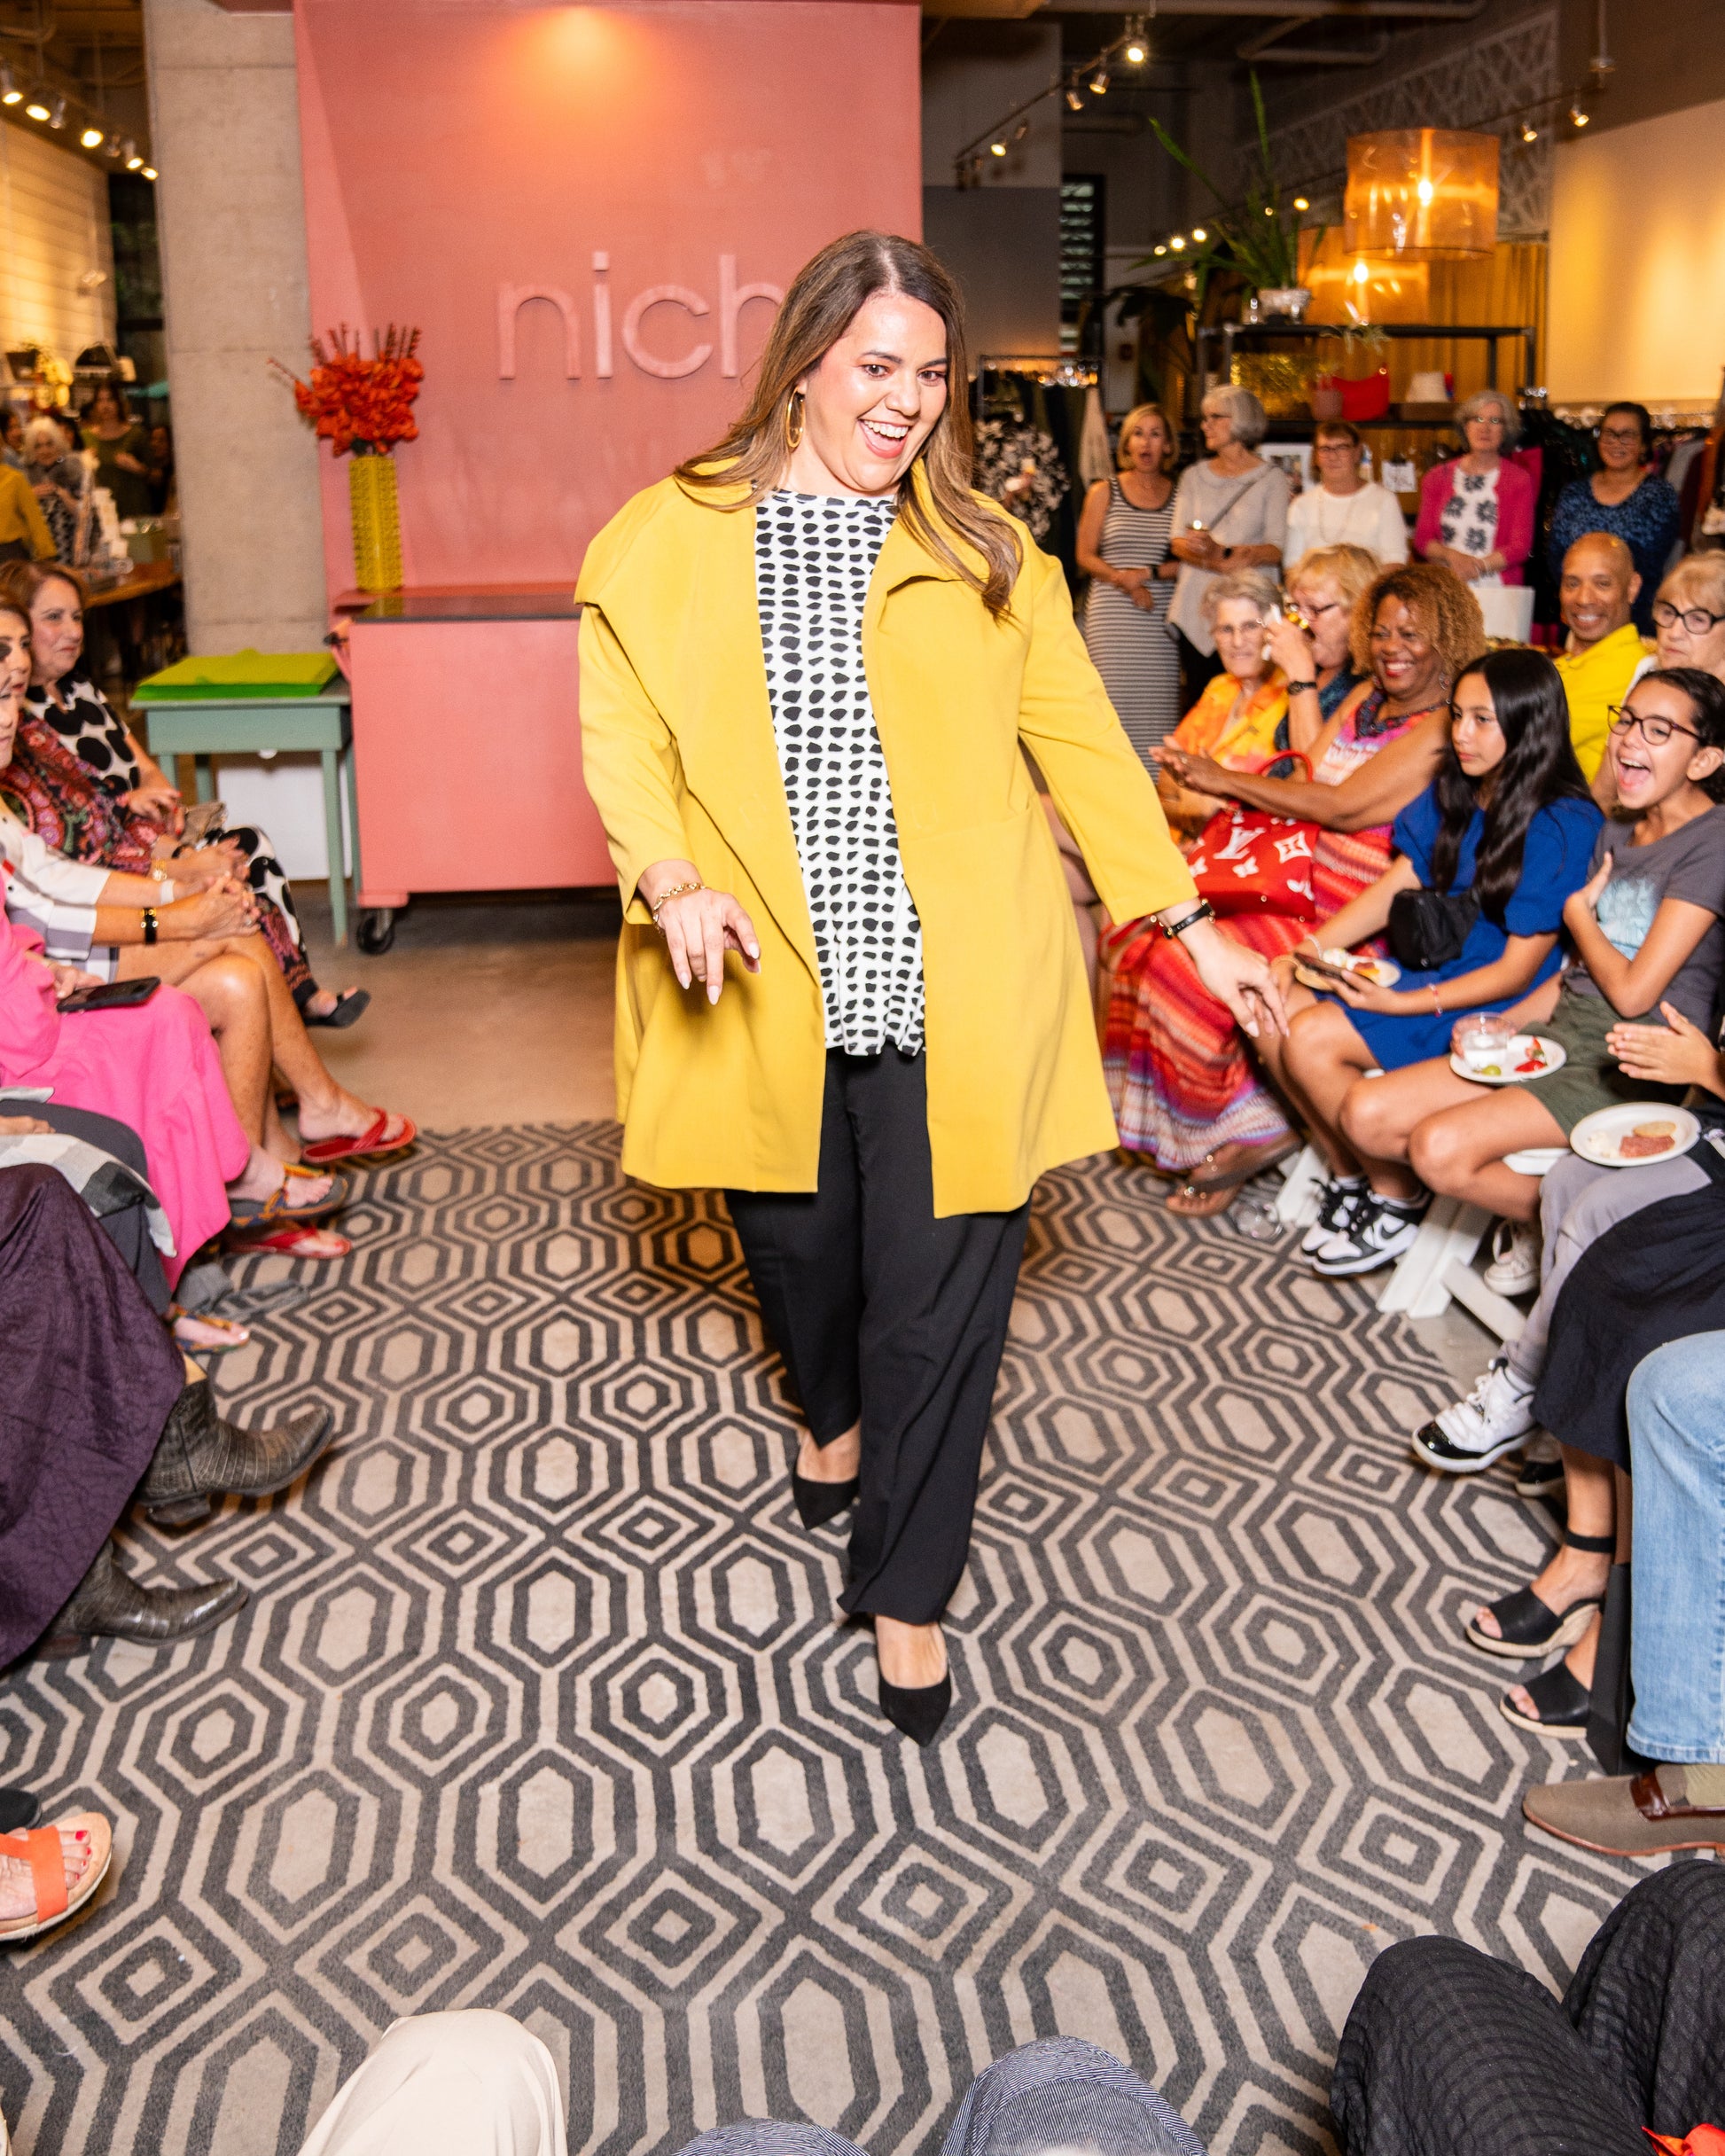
[143,0,324,654]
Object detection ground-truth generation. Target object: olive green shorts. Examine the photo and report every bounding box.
[1509,984,1687,1137]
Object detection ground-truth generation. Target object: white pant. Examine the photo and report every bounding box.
[298,2011,568,2156]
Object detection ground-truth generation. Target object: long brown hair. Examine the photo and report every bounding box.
[675,230,1021,619]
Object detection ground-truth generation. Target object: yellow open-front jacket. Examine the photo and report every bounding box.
[574,473,1196,1216]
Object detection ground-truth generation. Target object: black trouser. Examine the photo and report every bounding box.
[726,1049,1029,1626]
[1331,1862,1725,2155]
[1,1102,168,1314]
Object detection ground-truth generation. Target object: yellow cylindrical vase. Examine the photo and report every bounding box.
[348,452,402,593]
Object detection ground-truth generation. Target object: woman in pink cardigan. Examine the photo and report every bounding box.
[1415,388,1535,587]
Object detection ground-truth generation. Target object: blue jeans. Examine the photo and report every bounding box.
[1626,1332,1725,1766]
[671,2038,1206,2156]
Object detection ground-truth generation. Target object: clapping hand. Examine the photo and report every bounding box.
[1607,1002,1724,1093]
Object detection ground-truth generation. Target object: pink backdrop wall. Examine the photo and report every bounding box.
[294,0,924,597]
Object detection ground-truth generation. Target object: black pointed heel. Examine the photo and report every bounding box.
[878,1670,953,1746]
[792,1471,860,1529]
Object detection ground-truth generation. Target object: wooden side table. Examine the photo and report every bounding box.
[134,684,361,945]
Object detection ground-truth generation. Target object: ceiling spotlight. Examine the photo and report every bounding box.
[48,96,66,129]
[0,66,19,104]
[1292,195,1309,211]
[1191,226,1207,243]
[141,165,157,181]
[104,134,122,157]
[1169,235,1186,252]
[125,147,143,170]
[989,139,1006,156]
[1264,202,1276,215]
[1013,119,1030,142]
[1153,245,1167,257]
[1065,82,1085,112]
[1089,63,1110,95]
[1123,14,1149,64]
[1570,103,1589,126]
[80,126,105,150]
[25,101,50,122]
[1519,121,1538,143]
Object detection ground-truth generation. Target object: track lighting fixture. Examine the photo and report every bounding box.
[1089,63,1110,96]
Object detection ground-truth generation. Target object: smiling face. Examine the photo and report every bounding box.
[790,288,948,498]
[1368,595,1442,705]
[0,608,29,762]
[1561,535,1639,650]
[1450,670,1508,782]
[1596,410,1646,474]
[27,575,84,688]
[1290,574,1353,672]
[1607,679,1724,811]
[1213,596,1270,684]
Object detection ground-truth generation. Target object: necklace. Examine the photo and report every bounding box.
[1313,486,1362,543]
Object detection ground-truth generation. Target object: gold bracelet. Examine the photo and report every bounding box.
[648,879,704,927]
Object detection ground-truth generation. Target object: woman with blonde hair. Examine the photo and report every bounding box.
[575,229,1284,1743]
[1648,551,1725,684]
[1076,401,1180,765]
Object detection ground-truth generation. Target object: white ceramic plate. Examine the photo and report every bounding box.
[1571,1103,1700,1168]
[1503,1146,1568,1176]
[1293,950,1403,993]
[1448,1035,1567,1086]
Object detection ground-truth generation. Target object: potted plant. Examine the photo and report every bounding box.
[1142,74,1322,319]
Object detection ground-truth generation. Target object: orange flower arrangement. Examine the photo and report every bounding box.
[273,324,423,457]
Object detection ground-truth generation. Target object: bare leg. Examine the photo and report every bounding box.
[1475,1445,1614,1644]
[1409,1089,1568,1223]
[1503,1470,1629,1715]
[877,1614,947,1689]
[1278,999,1378,1177]
[1340,1057,1493,1202]
[797,1422,860,1482]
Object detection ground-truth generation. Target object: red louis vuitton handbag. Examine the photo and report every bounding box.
[1186,754,1321,918]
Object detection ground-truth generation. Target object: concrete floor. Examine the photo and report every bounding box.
[295,881,1500,1394]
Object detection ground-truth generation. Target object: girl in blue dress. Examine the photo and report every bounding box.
[1259,647,1601,1274]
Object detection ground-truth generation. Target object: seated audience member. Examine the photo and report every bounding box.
[1331,1864,1725,2154]
[1525,1330,1725,1855]
[1548,402,1682,637]
[1104,557,1468,1215]
[1405,668,1725,1429]
[1260,649,1600,1275]
[1552,533,1652,785]
[0,451,54,565]
[1150,569,1291,841]
[0,1804,111,1945]
[0,1163,332,1665]
[1647,551,1725,687]
[1414,390,1535,590]
[0,561,367,1027]
[1282,423,1409,570]
[20,417,89,566]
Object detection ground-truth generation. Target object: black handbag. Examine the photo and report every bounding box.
[1387,887,1479,972]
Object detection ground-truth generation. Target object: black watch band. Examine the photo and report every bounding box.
[1285,678,1318,694]
[142,906,159,946]
[1160,900,1215,941]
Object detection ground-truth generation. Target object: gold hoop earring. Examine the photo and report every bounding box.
[784,389,806,453]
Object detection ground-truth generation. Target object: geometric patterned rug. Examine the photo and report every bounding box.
[0,1125,1652,2156]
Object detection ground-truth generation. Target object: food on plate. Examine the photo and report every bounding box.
[1620,1120,1678,1159]
[1320,948,1397,988]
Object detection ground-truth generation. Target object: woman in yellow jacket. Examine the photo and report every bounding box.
[576,231,1284,1744]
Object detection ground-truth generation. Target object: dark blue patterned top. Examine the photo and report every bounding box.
[1548,475,1682,632]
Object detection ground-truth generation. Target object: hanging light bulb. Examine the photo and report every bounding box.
[1352,258,1370,285]
[1089,62,1110,96]
[80,126,105,150]
[1292,196,1309,211]
[1191,227,1207,243]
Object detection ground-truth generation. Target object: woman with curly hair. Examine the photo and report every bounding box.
[1105,561,1479,1218]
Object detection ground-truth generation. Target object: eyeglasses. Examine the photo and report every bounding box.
[1598,426,1644,446]
[1607,704,1700,747]
[1652,599,1725,637]
[1301,599,1345,619]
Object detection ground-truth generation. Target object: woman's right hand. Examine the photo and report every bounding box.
[1264,613,1316,682]
[168,840,246,893]
[170,877,258,939]
[648,883,761,1004]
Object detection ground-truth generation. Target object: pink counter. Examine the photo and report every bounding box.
[343,585,613,947]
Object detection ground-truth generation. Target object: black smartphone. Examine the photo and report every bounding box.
[57,976,161,1013]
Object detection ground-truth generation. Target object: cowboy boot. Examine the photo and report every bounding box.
[40,1543,246,1657]
[137,1380,333,1527]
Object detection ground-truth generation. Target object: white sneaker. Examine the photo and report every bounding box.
[1410,1356,1537,1472]
[1300,1175,1367,1255]
[1481,1217,1541,1297]
[1311,1191,1428,1276]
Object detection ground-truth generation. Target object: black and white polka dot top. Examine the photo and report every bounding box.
[754,490,925,1057]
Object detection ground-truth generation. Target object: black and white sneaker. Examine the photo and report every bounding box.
[1411,1355,1538,1472]
[1310,1190,1430,1276]
[1514,1431,1565,1501]
[1300,1174,1368,1256]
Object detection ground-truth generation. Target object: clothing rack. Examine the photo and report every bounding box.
[976,355,1098,392]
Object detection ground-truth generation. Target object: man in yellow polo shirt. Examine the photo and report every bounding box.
[1553,532,1651,787]
[0,457,56,562]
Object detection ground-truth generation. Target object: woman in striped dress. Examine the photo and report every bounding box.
[1078,403,1180,767]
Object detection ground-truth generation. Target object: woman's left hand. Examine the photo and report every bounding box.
[1323,969,1410,1016]
[123,780,183,828]
[50,963,102,999]
[114,452,148,475]
[1177,916,1288,1040]
[1607,1001,1721,1088]
[1565,852,1612,926]
[1158,746,1235,800]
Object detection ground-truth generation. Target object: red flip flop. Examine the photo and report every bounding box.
[300,1112,417,1168]
[224,1222,353,1260]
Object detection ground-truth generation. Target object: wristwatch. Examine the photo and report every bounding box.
[142,906,159,946]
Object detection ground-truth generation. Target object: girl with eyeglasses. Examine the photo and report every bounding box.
[1262,647,1601,1275]
[1548,402,1682,636]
